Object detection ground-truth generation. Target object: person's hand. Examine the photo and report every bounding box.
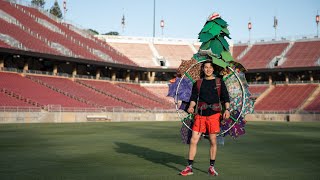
[223,109,230,119]
[187,107,194,114]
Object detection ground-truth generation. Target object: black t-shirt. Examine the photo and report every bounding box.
[190,78,230,116]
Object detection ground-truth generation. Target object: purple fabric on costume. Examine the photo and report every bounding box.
[167,78,193,102]
[220,118,233,135]
[220,110,246,138]
[179,101,188,111]
[230,122,245,137]
[180,116,194,144]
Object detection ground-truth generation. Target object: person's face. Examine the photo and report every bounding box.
[203,63,214,77]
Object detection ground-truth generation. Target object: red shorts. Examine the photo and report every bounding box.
[192,113,221,134]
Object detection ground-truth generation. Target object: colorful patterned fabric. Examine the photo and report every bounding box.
[224,71,255,118]
[167,77,193,102]
[220,71,255,138]
[220,110,246,138]
[177,59,202,81]
[180,115,194,144]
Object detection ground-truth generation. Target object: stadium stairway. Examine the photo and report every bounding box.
[269,42,295,67]
[188,43,198,53]
[239,43,290,69]
[248,85,269,99]
[254,84,318,112]
[115,83,172,107]
[232,45,248,60]
[108,42,155,67]
[253,85,274,104]
[0,19,60,55]
[76,80,173,110]
[147,42,162,66]
[13,2,137,66]
[0,88,41,108]
[303,91,320,113]
[143,85,174,106]
[297,84,320,112]
[279,40,320,68]
[153,44,194,68]
[25,75,98,108]
[26,75,135,109]
[1,1,136,63]
[20,8,109,61]
[237,44,252,60]
[0,72,91,110]
[75,80,144,109]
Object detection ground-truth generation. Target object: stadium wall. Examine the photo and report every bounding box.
[246,114,320,122]
[1,112,319,123]
[0,112,179,123]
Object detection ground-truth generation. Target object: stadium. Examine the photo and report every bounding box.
[0,0,319,179]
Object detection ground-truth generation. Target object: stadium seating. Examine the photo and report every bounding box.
[18,4,137,66]
[304,91,320,112]
[108,42,156,67]
[0,0,319,115]
[153,44,194,68]
[0,0,137,65]
[0,90,34,107]
[248,84,269,98]
[0,19,59,54]
[254,84,318,112]
[239,43,289,69]
[27,75,136,109]
[280,40,320,68]
[232,45,248,60]
[116,83,172,107]
[143,85,173,105]
[0,72,91,108]
[0,72,174,111]
[77,80,171,110]
[0,2,94,58]
[0,39,16,49]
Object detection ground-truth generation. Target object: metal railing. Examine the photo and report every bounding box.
[0,106,41,112]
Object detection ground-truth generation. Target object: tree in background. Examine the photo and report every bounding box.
[31,0,45,8]
[88,29,99,35]
[49,0,62,18]
[103,31,119,36]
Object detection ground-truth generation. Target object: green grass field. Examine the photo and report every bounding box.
[0,121,319,180]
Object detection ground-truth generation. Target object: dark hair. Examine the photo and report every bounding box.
[201,60,214,69]
[200,60,220,78]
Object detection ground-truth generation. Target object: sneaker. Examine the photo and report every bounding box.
[180,166,193,176]
[208,166,218,176]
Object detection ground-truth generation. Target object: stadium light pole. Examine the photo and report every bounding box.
[273,16,278,40]
[160,19,164,37]
[153,0,156,42]
[121,13,126,33]
[248,20,252,43]
[63,0,67,21]
[316,11,319,37]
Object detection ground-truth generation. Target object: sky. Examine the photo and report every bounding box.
[39,0,320,42]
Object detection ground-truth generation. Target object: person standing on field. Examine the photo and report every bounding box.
[180,60,230,176]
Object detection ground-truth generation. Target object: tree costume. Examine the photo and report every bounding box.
[167,12,255,141]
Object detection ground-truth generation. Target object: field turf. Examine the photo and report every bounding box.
[0,121,319,180]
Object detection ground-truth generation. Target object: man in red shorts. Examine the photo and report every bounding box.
[180,61,230,176]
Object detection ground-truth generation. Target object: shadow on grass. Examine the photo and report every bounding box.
[114,142,207,174]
